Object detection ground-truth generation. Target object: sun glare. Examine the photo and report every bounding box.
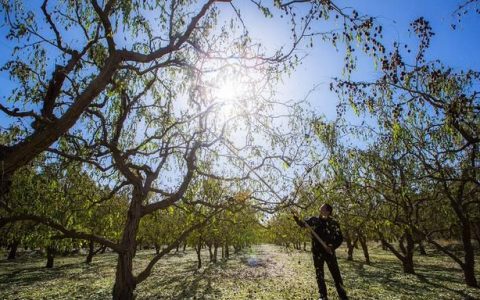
[211,75,251,120]
[201,59,265,124]
[216,79,243,102]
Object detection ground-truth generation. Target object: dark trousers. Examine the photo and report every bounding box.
[312,251,348,300]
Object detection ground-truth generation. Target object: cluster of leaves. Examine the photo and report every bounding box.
[1,158,127,263]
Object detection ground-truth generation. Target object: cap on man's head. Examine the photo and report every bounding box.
[322,203,333,214]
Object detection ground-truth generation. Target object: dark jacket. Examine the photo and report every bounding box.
[294,215,343,254]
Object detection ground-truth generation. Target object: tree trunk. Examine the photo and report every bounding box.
[401,257,415,274]
[400,232,415,274]
[225,242,229,259]
[46,246,55,268]
[196,242,202,269]
[346,238,354,261]
[380,232,415,274]
[381,240,388,251]
[112,197,142,300]
[7,240,19,260]
[460,220,478,287]
[359,235,370,265]
[213,244,218,263]
[417,241,427,256]
[86,240,95,264]
[207,243,213,262]
[450,197,478,288]
[183,243,187,252]
[400,231,415,274]
[112,252,136,300]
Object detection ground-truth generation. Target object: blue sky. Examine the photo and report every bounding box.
[227,0,480,119]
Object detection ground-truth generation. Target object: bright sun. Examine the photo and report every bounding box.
[202,60,265,123]
[211,75,251,120]
[216,79,242,102]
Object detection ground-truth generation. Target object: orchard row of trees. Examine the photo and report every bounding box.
[0,0,389,298]
[1,160,263,269]
[269,11,480,288]
[0,0,479,299]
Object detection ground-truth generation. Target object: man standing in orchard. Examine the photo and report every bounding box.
[292,203,348,300]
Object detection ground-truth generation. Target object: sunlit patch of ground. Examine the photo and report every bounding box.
[0,244,479,299]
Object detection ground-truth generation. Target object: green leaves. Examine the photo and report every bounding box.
[391,121,401,142]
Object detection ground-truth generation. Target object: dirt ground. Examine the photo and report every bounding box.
[1,244,479,299]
